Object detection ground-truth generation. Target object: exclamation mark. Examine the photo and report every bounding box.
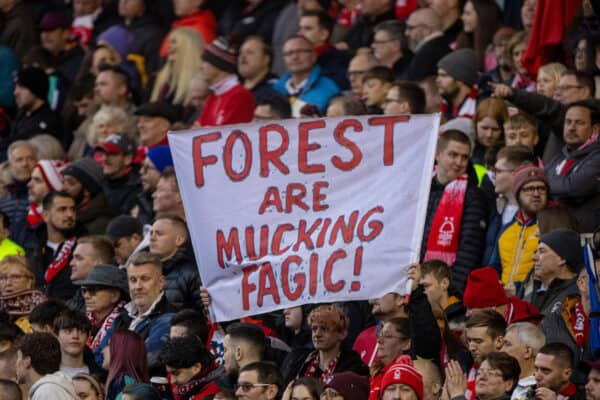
[351,246,363,291]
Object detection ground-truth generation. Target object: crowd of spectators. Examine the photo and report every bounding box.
[0,0,598,400]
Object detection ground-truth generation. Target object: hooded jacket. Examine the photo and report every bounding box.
[29,371,78,400]
[103,168,142,216]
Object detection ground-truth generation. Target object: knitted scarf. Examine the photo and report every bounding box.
[465,364,478,400]
[424,175,468,266]
[440,88,477,119]
[45,237,76,283]
[26,203,43,227]
[87,300,126,351]
[303,350,340,383]
[0,289,47,321]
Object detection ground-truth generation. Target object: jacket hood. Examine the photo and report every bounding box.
[29,371,78,399]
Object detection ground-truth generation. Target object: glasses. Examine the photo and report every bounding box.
[81,286,106,296]
[476,369,504,378]
[557,85,583,92]
[520,185,547,194]
[140,163,157,173]
[0,274,30,281]
[376,333,408,342]
[283,49,312,57]
[321,389,342,399]
[492,166,514,175]
[235,383,271,392]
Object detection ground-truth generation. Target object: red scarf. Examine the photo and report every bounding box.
[561,296,589,352]
[465,365,478,400]
[26,203,43,227]
[45,237,76,283]
[304,351,340,383]
[425,176,468,265]
[87,300,126,351]
[557,133,599,175]
[440,88,477,119]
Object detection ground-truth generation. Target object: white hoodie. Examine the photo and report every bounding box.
[29,371,78,400]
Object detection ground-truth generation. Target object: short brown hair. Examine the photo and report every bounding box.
[437,129,471,153]
[76,235,115,264]
[495,145,536,168]
[465,309,506,339]
[128,251,163,274]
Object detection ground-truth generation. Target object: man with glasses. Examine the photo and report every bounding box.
[544,100,600,232]
[273,35,340,117]
[383,81,426,115]
[488,164,548,288]
[235,361,282,400]
[346,52,378,99]
[372,20,412,79]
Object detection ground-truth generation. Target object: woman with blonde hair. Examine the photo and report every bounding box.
[536,62,567,99]
[86,106,135,155]
[151,27,204,120]
[0,256,46,332]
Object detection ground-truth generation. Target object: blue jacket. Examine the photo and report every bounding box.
[272,65,341,114]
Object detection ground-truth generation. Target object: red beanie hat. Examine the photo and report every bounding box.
[462,266,509,308]
[381,356,423,400]
[512,163,548,198]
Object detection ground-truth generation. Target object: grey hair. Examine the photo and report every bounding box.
[506,322,546,354]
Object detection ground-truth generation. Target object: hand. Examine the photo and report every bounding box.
[407,263,421,292]
[504,282,516,297]
[200,286,212,319]
[488,82,514,99]
[445,360,467,399]
[335,42,350,50]
[535,387,558,400]
[281,380,294,400]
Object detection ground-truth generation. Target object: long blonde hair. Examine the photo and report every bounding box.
[151,27,204,105]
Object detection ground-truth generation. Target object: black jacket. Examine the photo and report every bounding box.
[523,276,580,317]
[420,177,488,293]
[103,169,143,216]
[0,2,37,59]
[162,245,203,312]
[341,9,397,51]
[78,191,115,235]
[407,285,442,365]
[281,346,369,385]
[123,16,166,77]
[8,104,63,144]
[217,0,285,44]
[134,191,154,226]
[404,35,451,81]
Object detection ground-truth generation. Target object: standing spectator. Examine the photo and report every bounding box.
[455,0,501,72]
[472,98,509,165]
[96,134,141,216]
[133,145,173,225]
[94,65,136,114]
[62,158,113,235]
[430,0,464,46]
[106,216,148,269]
[16,332,78,399]
[404,8,451,81]
[218,0,284,45]
[506,32,535,92]
[372,20,412,79]
[544,100,600,232]
[273,35,340,116]
[0,0,36,59]
[161,0,215,56]
[437,49,478,121]
[197,37,254,126]
[421,130,487,293]
[533,343,584,400]
[103,330,148,400]
[536,63,567,100]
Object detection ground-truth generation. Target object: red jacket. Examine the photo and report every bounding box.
[198,77,254,127]
[160,10,216,57]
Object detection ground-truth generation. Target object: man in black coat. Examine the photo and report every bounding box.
[420,130,488,294]
[148,214,202,311]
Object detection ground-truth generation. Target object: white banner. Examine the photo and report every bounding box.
[169,114,440,321]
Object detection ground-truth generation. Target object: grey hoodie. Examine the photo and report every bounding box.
[29,371,78,400]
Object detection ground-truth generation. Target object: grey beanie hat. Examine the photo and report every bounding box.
[437,48,478,87]
[62,158,104,195]
[539,229,583,272]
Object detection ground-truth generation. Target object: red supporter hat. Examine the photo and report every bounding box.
[34,160,65,192]
[463,266,509,309]
[96,134,136,155]
[381,356,423,400]
[512,163,548,197]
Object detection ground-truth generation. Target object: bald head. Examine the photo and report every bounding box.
[406,8,442,51]
[348,50,378,96]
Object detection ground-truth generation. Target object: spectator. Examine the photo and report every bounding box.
[16,332,78,399]
[506,32,535,93]
[0,0,36,59]
[8,67,63,145]
[94,65,135,114]
[437,49,478,121]
[544,100,600,232]
[284,377,322,400]
[95,134,142,216]
[153,168,185,221]
[420,260,465,330]
[72,373,103,400]
[404,8,451,81]
[105,215,148,269]
[103,330,148,400]
[536,63,567,100]
[273,35,340,117]
[67,235,115,312]
[478,28,516,98]
[87,105,135,155]
[134,102,177,162]
[362,66,393,114]
[300,10,350,90]
[254,95,293,121]
[222,322,266,386]
[379,357,423,400]
[585,359,600,400]
[383,81,426,115]
[113,252,174,372]
[455,0,501,72]
[372,20,412,79]
[26,160,64,230]
[159,335,220,399]
[28,135,66,161]
[503,113,540,150]
[133,146,173,224]
[536,205,579,237]
[218,0,283,46]
[338,0,396,50]
[149,214,201,311]
[533,343,583,400]
[235,361,282,400]
[489,164,549,286]
[169,309,208,343]
[121,383,162,400]
[421,130,487,293]
[347,51,378,99]
[62,157,113,235]
[161,0,216,57]
[430,0,464,46]
[0,379,21,400]
[197,37,255,126]
[0,210,23,260]
[500,322,545,400]
[413,359,443,400]
[28,299,69,333]
[75,264,128,367]
[326,95,367,117]
[185,72,211,124]
[72,0,119,46]
[26,191,79,301]
[472,98,508,166]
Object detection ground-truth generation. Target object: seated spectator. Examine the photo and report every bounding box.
[379,357,423,400]
[62,158,112,235]
[489,165,548,286]
[151,27,204,119]
[16,332,78,399]
[372,20,412,80]
[503,113,539,151]
[95,134,142,216]
[53,309,102,378]
[533,343,583,400]
[500,322,545,400]
[28,299,69,333]
[273,35,340,117]
[103,330,148,400]
[361,67,393,114]
[383,81,426,115]
[235,361,282,400]
[75,264,128,367]
[404,7,451,81]
[437,49,478,121]
[300,10,350,90]
[326,95,367,117]
[0,256,46,332]
[159,335,220,399]
[106,216,148,269]
[197,37,255,126]
[282,304,368,384]
[161,0,216,56]
[544,99,600,232]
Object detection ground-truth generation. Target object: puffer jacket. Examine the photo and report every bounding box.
[420,177,488,293]
[162,244,203,312]
[545,139,600,233]
[102,169,143,216]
